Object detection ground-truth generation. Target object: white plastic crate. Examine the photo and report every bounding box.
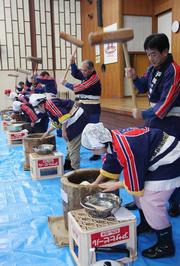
[68,208,137,266]
[30,152,64,180]
[7,130,28,144]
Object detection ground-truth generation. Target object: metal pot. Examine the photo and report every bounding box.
[8,123,23,132]
[80,192,121,218]
[33,144,54,155]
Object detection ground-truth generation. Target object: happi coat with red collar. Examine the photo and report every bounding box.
[45,98,88,141]
[100,127,180,196]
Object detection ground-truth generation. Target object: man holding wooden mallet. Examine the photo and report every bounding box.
[60,32,102,161]
[125,33,180,217]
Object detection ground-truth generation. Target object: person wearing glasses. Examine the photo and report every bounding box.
[61,57,102,164]
[125,33,180,216]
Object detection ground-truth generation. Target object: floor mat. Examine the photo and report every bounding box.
[0,120,179,266]
[48,216,69,246]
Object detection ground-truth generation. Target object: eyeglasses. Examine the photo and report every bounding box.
[80,68,89,73]
[146,50,161,59]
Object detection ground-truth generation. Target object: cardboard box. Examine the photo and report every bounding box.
[30,152,64,180]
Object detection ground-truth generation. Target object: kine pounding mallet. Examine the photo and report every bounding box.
[16,68,32,76]
[8,73,19,88]
[26,56,42,74]
[88,28,137,108]
[60,32,84,80]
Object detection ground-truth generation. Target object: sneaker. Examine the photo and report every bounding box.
[64,159,72,170]
[124,201,138,210]
[89,155,101,161]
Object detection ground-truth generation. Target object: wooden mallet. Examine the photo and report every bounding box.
[88,28,137,108]
[26,56,42,64]
[60,32,84,80]
[16,68,32,75]
[26,56,42,74]
[8,73,19,88]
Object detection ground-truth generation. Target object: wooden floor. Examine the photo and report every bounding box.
[101,96,149,113]
[100,96,149,129]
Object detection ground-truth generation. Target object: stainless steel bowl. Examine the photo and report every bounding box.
[8,123,23,132]
[80,192,121,218]
[33,144,54,155]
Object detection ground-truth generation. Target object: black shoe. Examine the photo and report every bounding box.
[137,209,154,235]
[142,226,175,258]
[64,159,72,170]
[124,202,138,210]
[142,243,175,258]
[137,222,154,235]
[89,155,101,161]
[168,202,180,217]
[64,167,75,172]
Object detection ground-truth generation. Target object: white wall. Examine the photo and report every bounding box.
[123,15,152,96]
[124,15,152,52]
[157,11,172,51]
[0,0,81,110]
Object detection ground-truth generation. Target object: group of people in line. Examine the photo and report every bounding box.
[4,33,180,260]
[5,57,102,171]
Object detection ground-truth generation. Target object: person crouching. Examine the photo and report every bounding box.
[81,122,180,259]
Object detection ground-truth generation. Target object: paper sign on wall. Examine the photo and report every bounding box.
[104,23,118,64]
[95,45,100,63]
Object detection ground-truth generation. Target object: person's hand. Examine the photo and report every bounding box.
[10,113,16,119]
[41,131,49,139]
[60,79,67,86]
[31,122,35,127]
[62,129,68,140]
[125,67,137,80]
[132,108,142,119]
[88,181,100,187]
[98,181,122,192]
[70,55,76,65]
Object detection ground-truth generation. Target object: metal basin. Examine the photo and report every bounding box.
[8,123,23,132]
[33,144,54,155]
[80,192,121,218]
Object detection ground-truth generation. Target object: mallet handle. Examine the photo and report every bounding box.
[63,47,77,80]
[16,68,31,75]
[122,43,137,108]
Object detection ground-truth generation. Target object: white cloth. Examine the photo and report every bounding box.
[13,101,22,112]
[44,93,56,99]
[29,93,46,107]
[9,92,17,100]
[81,122,112,149]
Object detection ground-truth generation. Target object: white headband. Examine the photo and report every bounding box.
[29,93,46,107]
[81,122,112,149]
[13,101,22,112]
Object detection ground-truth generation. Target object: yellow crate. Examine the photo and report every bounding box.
[30,152,64,180]
[68,208,137,266]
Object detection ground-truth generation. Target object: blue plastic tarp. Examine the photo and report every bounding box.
[0,120,179,266]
